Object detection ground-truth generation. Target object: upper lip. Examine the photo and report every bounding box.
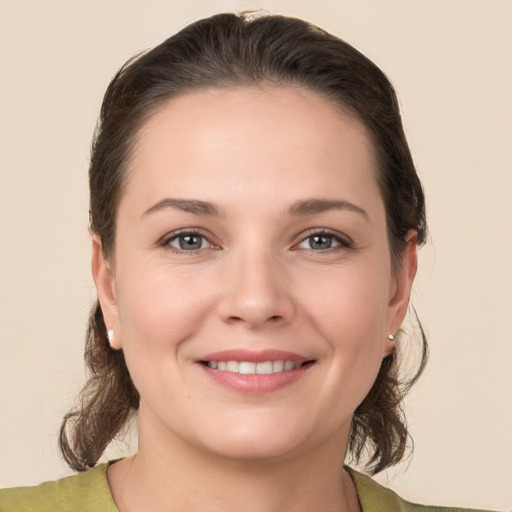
[199,349,311,364]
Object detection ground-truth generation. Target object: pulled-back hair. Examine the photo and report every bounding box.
[60,12,428,474]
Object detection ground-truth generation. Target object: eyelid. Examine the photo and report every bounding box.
[158,227,351,253]
[293,228,353,249]
[159,228,220,253]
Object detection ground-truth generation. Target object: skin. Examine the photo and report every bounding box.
[93,86,417,512]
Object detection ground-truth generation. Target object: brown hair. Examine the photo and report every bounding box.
[60,12,428,474]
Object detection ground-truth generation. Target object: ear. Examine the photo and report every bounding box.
[91,235,122,350]
[384,230,418,356]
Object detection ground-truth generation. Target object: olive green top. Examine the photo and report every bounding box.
[0,462,495,512]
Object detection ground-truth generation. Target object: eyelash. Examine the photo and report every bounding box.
[160,230,218,254]
[293,229,352,252]
[159,229,352,254]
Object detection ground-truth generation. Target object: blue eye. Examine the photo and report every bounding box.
[168,233,207,251]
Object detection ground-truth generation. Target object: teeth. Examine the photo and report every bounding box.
[227,361,239,372]
[284,361,295,371]
[239,361,256,374]
[256,361,273,374]
[272,360,284,372]
[206,360,301,374]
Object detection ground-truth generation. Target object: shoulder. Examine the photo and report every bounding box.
[0,462,118,512]
[348,468,496,512]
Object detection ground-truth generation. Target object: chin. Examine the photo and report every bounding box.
[191,414,320,463]
[207,437,303,463]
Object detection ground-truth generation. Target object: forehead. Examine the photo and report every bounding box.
[123,86,382,216]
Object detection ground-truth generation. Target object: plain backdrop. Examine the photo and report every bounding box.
[0,1,511,510]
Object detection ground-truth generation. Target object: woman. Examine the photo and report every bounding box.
[0,12,494,512]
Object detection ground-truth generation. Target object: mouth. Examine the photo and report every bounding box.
[197,349,315,394]
[200,359,314,374]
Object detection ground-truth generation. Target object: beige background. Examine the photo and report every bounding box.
[1,1,511,510]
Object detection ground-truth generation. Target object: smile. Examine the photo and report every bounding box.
[198,350,314,394]
[205,360,303,374]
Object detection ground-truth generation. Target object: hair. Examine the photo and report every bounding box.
[60,11,428,474]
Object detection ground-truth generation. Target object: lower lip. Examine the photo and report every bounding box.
[199,363,313,394]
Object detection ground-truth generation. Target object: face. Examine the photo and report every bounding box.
[94,86,416,463]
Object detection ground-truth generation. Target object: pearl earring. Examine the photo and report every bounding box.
[107,329,114,344]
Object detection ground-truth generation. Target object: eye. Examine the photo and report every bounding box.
[164,232,212,252]
[296,231,350,251]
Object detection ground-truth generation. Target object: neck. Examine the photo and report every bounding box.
[108,414,361,512]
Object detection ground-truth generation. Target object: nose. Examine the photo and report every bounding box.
[217,247,295,329]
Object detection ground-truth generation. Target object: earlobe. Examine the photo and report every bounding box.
[91,236,122,349]
[385,230,418,354]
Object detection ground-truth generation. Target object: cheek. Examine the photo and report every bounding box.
[112,263,220,417]
[301,258,391,394]
[301,257,391,337]
[114,261,219,353]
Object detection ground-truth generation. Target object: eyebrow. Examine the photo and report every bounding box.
[288,198,369,220]
[142,197,368,220]
[143,198,220,217]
